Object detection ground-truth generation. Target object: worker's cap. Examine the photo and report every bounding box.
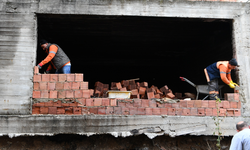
[229,58,239,67]
[39,39,48,45]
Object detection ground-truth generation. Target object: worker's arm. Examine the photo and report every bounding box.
[219,65,231,84]
[38,45,58,67]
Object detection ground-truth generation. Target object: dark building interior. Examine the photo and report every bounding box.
[36,14,236,99]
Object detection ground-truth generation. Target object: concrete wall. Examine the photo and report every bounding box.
[0,0,250,136]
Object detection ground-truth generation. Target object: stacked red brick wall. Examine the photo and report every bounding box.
[32,67,241,116]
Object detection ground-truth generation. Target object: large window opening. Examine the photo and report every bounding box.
[37,14,235,99]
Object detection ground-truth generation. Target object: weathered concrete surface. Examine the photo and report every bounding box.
[0,115,246,137]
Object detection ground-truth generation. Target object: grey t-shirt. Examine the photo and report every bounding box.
[230,128,250,150]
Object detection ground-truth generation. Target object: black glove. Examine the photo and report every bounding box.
[37,63,42,69]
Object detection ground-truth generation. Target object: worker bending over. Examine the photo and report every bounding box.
[204,58,239,100]
[37,39,71,74]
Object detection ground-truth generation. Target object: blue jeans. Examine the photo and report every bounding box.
[55,65,71,74]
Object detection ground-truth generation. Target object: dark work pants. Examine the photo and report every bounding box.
[208,79,219,100]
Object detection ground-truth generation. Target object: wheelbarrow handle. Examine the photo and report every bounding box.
[180,77,196,87]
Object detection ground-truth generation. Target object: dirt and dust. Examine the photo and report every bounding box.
[0,134,232,150]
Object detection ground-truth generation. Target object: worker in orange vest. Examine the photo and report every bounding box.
[37,39,71,74]
[204,58,239,100]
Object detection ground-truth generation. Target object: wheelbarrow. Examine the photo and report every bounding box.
[180,77,224,100]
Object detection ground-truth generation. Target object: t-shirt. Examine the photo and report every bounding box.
[230,128,250,150]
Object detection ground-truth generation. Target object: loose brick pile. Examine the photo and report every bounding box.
[32,66,241,116]
[94,80,176,99]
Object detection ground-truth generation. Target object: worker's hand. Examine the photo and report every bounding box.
[230,80,239,86]
[228,82,235,89]
[37,63,43,69]
[45,70,50,74]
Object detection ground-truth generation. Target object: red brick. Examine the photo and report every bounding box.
[154,94,161,99]
[168,108,175,116]
[166,93,175,99]
[94,98,102,106]
[63,82,72,90]
[160,108,168,115]
[49,91,57,98]
[97,107,106,115]
[75,74,83,81]
[65,107,73,115]
[122,107,130,115]
[137,108,146,115]
[82,108,89,115]
[227,109,234,116]
[201,101,209,108]
[80,82,88,90]
[217,101,223,108]
[131,89,139,95]
[58,74,67,82]
[102,98,109,106]
[238,101,241,108]
[33,82,39,90]
[82,90,90,98]
[194,100,202,108]
[32,91,41,98]
[182,108,190,116]
[234,93,240,101]
[77,98,86,106]
[62,102,70,107]
[180,100,187,107]
[57,108,65,114]
[110,99,117,106]
[74,90,82,98]
[56,82,64,90]
[66,74,75,81]
[141,99,149,107]
[152,108,161,115]
[190,108,198,116]
[58,91,66,98]
[219,109,227,117]
[48,107,57,114]
[197,108,205,116]
[130,107,138,115]
[53,101,62,107]
[149,100,156,107]
[50,74,58,82]
[33,75,41,82]
[33,102,45,107]
[118,101,126,107]
[205,108,213,116]
[39,82,47,90]
[119,87,127,91]
[89,89,94,96]
[224,93,234,101]
[139,87,146,95]
[114,107,122,115]
[132,99,141,107]
[213,108,218,116]
[187,100,194,108]
[125,100,134,108]
[44,100,54,107]
[86,98,94,106]
[106,107,114,115]
[32,107,40,114]
[208,101,216,108]
[234,109,241,116]
[171,103,179,108]
[48,82,55,90]
[41,90,48,98]
[175,108,182,115]
[69,101,78,106]
[230,101,238,108]
[72,82,80,90]
[40,107,49,114]
[145,108,153,115]
[42,74,50,82]
[147,92,155,99]
[66,90,74,98]
[34,66,39,75]
[165,103,172,108]
[222,101,230,108]
[73,107,82,115]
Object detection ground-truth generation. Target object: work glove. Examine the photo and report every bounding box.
[230,80,239,87]
[45,69,50,74]
[228,82,235,89]
[37,63,43,69]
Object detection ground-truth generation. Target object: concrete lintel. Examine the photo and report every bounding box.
[0,115,245,138]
